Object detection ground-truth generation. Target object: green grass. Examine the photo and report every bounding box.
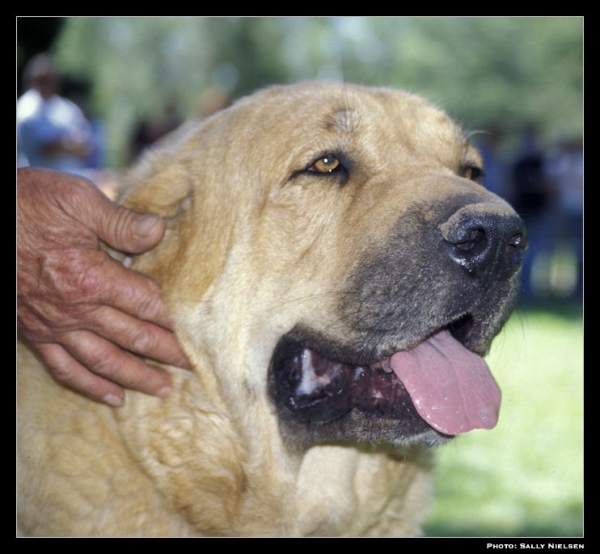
[424,302,583,537]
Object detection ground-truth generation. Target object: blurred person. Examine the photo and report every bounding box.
[510,125,553,301]
[474,125,511,201]
[17,53,91,172]
[66,79,108,170]
[511,125,550,223]
[128,102,182,164]
[129,120,154,164]
[544,138,583,299]
[17,167,191,406]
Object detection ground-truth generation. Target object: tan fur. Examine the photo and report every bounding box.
[18,82,509,536]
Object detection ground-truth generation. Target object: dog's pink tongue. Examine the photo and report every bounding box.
[389,330,501,435]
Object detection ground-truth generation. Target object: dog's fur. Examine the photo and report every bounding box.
[17,82,525,537]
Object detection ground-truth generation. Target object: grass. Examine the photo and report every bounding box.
[423,301,583,537]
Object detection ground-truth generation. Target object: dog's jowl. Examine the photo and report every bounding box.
[18,82,526,537]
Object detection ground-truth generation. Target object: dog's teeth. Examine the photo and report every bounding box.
[354,367,367,380]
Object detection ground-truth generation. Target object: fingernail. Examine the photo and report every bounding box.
[103,393,124,407]
[156,386,172,399]
[133,215,161,238]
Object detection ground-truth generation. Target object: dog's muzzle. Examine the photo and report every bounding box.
[269,197,527,448]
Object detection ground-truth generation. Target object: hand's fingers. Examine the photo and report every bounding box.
[83,190,166,255]
[96,259,176,330]
[59,330,175,398]
[17,168,187,401]
[35,341,125,406]
[86,304,191,370]
[19,167,165,255]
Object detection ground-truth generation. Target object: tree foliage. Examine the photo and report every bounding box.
[47,17,582,167]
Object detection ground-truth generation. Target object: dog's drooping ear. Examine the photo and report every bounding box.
[120,162,194,222]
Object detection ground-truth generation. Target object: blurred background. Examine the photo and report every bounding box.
[16,16,583,537]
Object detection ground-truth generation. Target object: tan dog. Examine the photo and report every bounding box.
[17,82,526,537]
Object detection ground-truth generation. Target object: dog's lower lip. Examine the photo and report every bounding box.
[271,311,499,437]
[271,336,411,423]
[274,315,477,407]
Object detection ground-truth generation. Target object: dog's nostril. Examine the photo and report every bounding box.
[454,228,486,253]
[440,205,526,279]
[506,232,528,264]
[507,232,527,251]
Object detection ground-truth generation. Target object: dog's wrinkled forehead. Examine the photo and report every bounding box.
[324,106,359,133]
[249,84,480,172]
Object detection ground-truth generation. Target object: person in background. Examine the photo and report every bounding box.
[510,126,552,301]
[17,53,91,172]
[544,138,583,300]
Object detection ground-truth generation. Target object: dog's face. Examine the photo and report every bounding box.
[122,82,525,452]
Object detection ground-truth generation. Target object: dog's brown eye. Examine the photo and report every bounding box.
[309,155,341,173]
[462,165,483,182]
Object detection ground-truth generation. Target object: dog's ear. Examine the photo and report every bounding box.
[116,121,240,302]
[120,162,193,222]
[118,116,219,221]
[114,163,195,291]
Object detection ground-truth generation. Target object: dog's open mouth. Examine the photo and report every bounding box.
[270,315,501,440]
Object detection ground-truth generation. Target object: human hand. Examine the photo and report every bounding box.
[17,167,191,406]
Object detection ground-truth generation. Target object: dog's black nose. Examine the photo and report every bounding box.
[440,203,527,280]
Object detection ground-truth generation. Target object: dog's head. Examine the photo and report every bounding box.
[121,82,526,451]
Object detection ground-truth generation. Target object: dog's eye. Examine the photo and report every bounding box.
[461,165,483,182]
[308,155,342,174]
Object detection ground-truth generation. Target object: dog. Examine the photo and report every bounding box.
[17,82,526,536]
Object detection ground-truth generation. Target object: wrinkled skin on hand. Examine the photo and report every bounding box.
[17,168,191,406]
